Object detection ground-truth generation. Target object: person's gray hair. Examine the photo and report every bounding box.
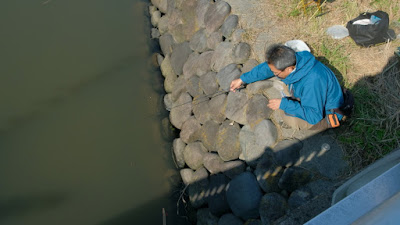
[265,44,296,70]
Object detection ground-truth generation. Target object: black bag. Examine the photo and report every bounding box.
[339,88,354,117]
[346,11,391,47]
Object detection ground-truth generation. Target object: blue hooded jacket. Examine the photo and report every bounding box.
[240,51,344,125]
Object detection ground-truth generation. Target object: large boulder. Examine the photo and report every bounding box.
[226,172,263,220]
[160,54,174,78]
[183,142,208,170]
[246,80,273,96]
[211,42,235,72]
[187,75,204,98]
[173,138,187,168]
[208,93,227,124]
[163,93,173,111]
[216,120,241,161]
[204,0,231,34]
[195,51,214,76]
[167,0,200,43]
[225,91,249,125]
[197,120,220,152]
[259,193,288,224]
[207,173,231,216]
[218,213,243,225]
[169,92,192,129]
[200,71,219,96]
[180,167,209,186]
[221,15,239,38]
[151,10,161,27]
[170,42,193,75]
[232,42,251,64]
[203,153,225,174]
[190,29,208,53]
[254,154,282,193]
[197,208,219,225]
[193,95,211,124]
[159,34,175,56]
[216,63,241,91]
[222,160,246,179]
[278,167,313,192]
[242,59,259,73]
[207,31,223,50]
[231,29,246,44]
[171,76,187,101]
[180,116,202,143]
[151,0,167,13]
[273,139,303,167]
[180,168,194,185]
[239,120,277,167]
[246,95,273,127]
[183,52,200,80]
[196,0,211,28]
[158,16,170,35]
[288,186,312,209]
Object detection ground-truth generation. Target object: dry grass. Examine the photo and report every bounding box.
[243,0,400,173]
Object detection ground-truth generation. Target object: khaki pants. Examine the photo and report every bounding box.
[278,82,330,131]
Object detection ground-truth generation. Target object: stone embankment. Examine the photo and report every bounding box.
[149,0,348,224]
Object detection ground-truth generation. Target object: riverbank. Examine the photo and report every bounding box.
[148,0,399,224]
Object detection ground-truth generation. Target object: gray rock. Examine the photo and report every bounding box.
[164,73,178,93]
[242,59,259,73]
[171,42,192,75]
[207,31,223,50]
[221,15,239,38]
[157,15,169,35]
[183,51,213,80]
[259,193,288,224]
[239,125,260,166]
[171,76,187,101]
[254,154,282,193]
[246,80,273,96]
[151,10,161,27]
[196,51,214,76]
[180,168,194,185]
[149,5,157,14]
[192,95,211,124]
[273,139,303,167]
[231,29,246,44]
[208,93,227,124]
[183,52,200,80]
[304,179,335,197]
[160,54,174,78]
[151,0,167,13]
[226,172,262,220]
[196,0,211,28]
[216,63,241,91]
[207,173,231,216]
[190,29,208,53]
[151,28,160,39]
[254,120,278,151]
[232,42,251,64]
[253,31,274,62]
[222,160,246,179]
[203,152,225,174]
[216,120,241,161]
[225,91,249,125]
[156,53,164,66]
[211,42,235,72]
[163,93,173,111]
[193,167,209,184]
[189,180,208,208]
[200,71,219,96]
[187,75,204,98]
[168,0,199,43]
[278,167,313,192]
[173,138,187,168]
[169,92,192,129]
[184,142,208,170]
[197,120,220,152]
[288,187,312,209]
[204,0,231,34]
[197,208,219,225]
[246,95,272,127]
[159,34,175,56]
[218,213,243,225]
[180,116,201,144]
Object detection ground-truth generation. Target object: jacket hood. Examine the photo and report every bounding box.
[282,51,317,85]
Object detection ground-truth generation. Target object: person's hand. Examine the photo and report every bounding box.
[267,98,282,110]
[230,79,243,92]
